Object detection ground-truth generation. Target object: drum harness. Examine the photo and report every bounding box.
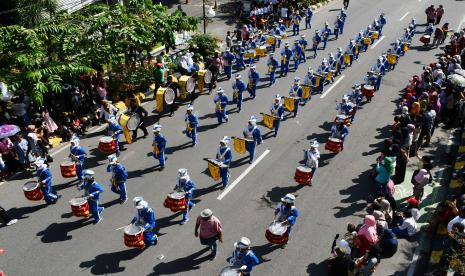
[217,147,230,165]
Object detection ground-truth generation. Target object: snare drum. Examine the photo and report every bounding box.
[69,197,90,217]
[126,113,141,131]
[60,161,76,178]
[420,35,431,44]
[294,166,313,185]
[179,75,195,99]
[163,192,187,212]
[371,31,379,40]
[98,136,117,154]
[255,46,267,57]
[220,266,242,276]
[23,181,44,201]
[361,84,375,98]
[198,69,212,84]
[124,224,145,249]
[265,221,289,245]
[325,138,342,153]
[163,86,176,105]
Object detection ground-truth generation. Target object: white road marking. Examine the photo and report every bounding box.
[457,15,465,32]
[370,36,385,49]
[320,75,345,99]
[217,149,270,200]
[399,12,409,21]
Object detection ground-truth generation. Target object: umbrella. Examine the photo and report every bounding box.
[447,74,465,88]
[0,124,21,139]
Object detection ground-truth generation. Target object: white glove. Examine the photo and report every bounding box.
[240,265,247,271]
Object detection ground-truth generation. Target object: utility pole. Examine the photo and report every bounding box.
[202,0,206,34]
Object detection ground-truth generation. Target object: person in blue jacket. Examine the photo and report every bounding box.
[322,22,331,49]
[34,158,58,204]
[78,170,104,223]
[267,53,279,86]
[185,105,198,146]
[331,119,349,150]
[222,48,235,80]
[236,47,246,71]
[305,6,313,29]
[107,154,128,203]
[379,13,387,36]
[214,88,229,124]
[289,77,303,117]
[299,35,308,63]
[312,30,321,58]
[280,43,292,77]
[232,73,246,112]
[247,66,259,99]
[273,23,283,49]
[107,117,123,156]
[270,95,285,137]
[229,237,260,275]
[131,197,157,247]
[291,13,302,36]
[152,124,167,169]
[243,116,262,164]
[339,9,347,33]
[216,136,232,188]
[274,193,299,248]
[69,136,87,181]
[174,168,195,225]
[335,48,344,75]
[292,40,303,71]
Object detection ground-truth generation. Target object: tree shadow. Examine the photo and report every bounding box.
[149,247,211,275]
[264,185,305,204]
[79,248,144,275]
[333,169,373,218]
[36,218,93,243]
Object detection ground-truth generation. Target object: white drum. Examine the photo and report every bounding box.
[185,77,195,93]
[164,87,176,105]
[203,70,213,84]
[219,266,242,276]
[126,113,141,131]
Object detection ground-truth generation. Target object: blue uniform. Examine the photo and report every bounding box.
[305,8,313,29]
[37,166,58,204]
[214,94,229,123]
[312,33,321,57]
[216,146,232,187]
[289,85,302,117]
[270,103,285,136]
[292,44,303,71]
[331,124,349,149]
[275,203,299,233]
[185,112,198,145]
[243,125,262,162]
[131,206,157,246]
[322,27,331,49]
[236,48,246,71]
[339,11,347,33]
[79,180,104,222]
[107,163,128,201]
[247,71,260,99]
[108,122,123,156]
[292,14,302,36]
[70,145,87,180]
[231,249,260,274]
[153,133,167,168]
[299,39,308,62]
[280,48,293,77]
[336,53,344,74]
[267,58,279,86]
[274,28,283,49]
[232,79,246,111]
[223,52,235,79]
[176,178,195,222]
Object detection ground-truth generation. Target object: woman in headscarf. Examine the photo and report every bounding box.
[355,244,382,275]
[376,197,393,222]
[374,156,394,196]
[373,210,388,229]
[411,168,431,201]
[356,215,378,255]
[377,224,398,258]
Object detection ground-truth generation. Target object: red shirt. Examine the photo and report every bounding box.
[196,215,222,239]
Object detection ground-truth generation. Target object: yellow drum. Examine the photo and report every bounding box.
[179,75,195,99]
[363,37,372,45]
[255,46,267,57]
[266,36,276,45]
[343,54,351,65]
[245,50,256,59]
[156,87,167,113]
[233,137,247,155]
[371,31,379,40]
[302,85,311,100]
[119,113,129,129]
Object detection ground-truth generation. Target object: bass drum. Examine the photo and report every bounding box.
[203,70,213,84]
[184,76,195,94]
[164,86,176,105]
[126,113,141,131]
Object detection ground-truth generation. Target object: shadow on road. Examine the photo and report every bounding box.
[79,248,144,275]
[264,185,305,204]
[157,212,182,230]
[149,247,210,275]
[6,204,47,220]
[36,218,93,243]
[251,243,281,264]
[195,183,223,198]
[306,260,328,275]
[333,169,372,218]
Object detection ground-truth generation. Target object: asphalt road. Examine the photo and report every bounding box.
[2,0,465,275]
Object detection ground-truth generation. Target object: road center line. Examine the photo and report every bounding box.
[370,36,385,49]
[217,149,270,200]
[399,12,409,21]
[320,75,345,99]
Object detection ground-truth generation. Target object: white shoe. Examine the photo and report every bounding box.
[6,219,18,226]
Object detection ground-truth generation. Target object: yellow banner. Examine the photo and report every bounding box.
[326,71,333,81]
[302,86,310,100]
[208,162,221,181]
[263,114,274,129]
[284,97,295,112]
[343,54,351,65]
[233,137,247,155]
[403,43,410,52]
[153,145,159,158]
[387,54,397,65]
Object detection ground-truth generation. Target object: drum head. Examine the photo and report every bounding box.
[328,137,342,143]
[424,35,431,39]
[23,181,38,191]
[297,166,312,173]
[61,161,75,166]
[126,114,141,131]
[203,70,212,84]
[100,136,113,143]
[185,77,195,93]
[164,87,176,105]
[125,224,143,235]
[169,191,186,199]
[363,84,374,90]
[220,266,241,276]
[268,222,287,235]
[69,197,87,206]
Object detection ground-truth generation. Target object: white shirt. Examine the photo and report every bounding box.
[398,217,417,236]
[281,7,288,18]
[448,216,465,232]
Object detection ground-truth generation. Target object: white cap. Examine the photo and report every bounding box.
[275,94,282,100]
[133,196,143,206]
[70,136,79,145]
[281,193,296,204]
[353,83,361,89]
[301,34,305,38]
[250,65,256,70]
[329,53,334,58]
[235,237,251,249]
[294,77,300,83]
[187,104,194,111]
[217,87,225,94]
[226,48,230,52]
[220,136,230,144]
[248,115,257,124]
[34,157,46,168]
[342,94,349,101]
[178,168,189,179]
[269,53,274,57]
[284,42,290,47]
[108,154,118,164]
[235,73,242,79]
[310,140,319,148]
[108,116,117,124]
[337,47,342,52]
[153,124,162,132]
[135,198,148,209]
[200,208,213,218]
[308,67,313,74]
[294,40,299,44]
[83,169,95,178]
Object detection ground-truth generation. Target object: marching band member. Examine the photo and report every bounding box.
[107,154,128,203]
[127,99,149,138]
[335,48,344,75]
[274,193,299,248]
[372,57,386,76]
[174,168,195,225]
[425,23,434,37]
[270,95,285,137]
[130,197,157,247]
[236,47,246,71]
[292,40,303,71]
[243,116,262,163]
[273,23,283,49]
[247,66,260,99]
[331,119,349,150]
[305,6,313,29]
[152,124,167,169]
[232,73,246,112]
[409,18,416,34]
[339,9,347,32]
[106,117,123,156]
[185,105,198,146]
[322,22,331,49]
[328,53,337,81]
[34,158,59,204]
[345,40,356,67]
[351,84,363,107]
[246,37,257,65]
[292,12,302,36]
[229,237,260,275]
[303,67,315,103]
[69,136,87,181]
[394,39,404,57]
[386,48,398,70]
[267,53,279,87]
[214,88,229,124]
[280,42,292,77]
[223,48,235,80]
[299,35,308,63]
[317,58,331,85]
[216,136,232,188]
[256,32,266,47]
[303,140,320,183]
[379,13,386,36]
[312,30,321,58]
[337,94,357,123]
[78,170,104,223]
[364,70,379,93]
[334,15,343,40]
[289,77,303,117]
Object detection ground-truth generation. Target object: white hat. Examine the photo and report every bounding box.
[250,65,256,70]
[301,34,306,38]
[153,124,162,132]
[108,116,117,124]
[217,87,225,94]
[220,136,230,144]
[336,114,346,123]
[235,237,251,249]
[248,115,257,124]
[308,67,313,74]
[281,193,296,204]
[133,196,143,206]
[294,40,299,44]
[108,154,118,164]
[284,42,290,47]
[329,53,334,58]
[178,168,189,179]
[135,199,148,209]
[70,136,80,145]
[226,48,230,52]
[310,140,319,148]
[83,169,95,178]
[342,94,349,101]
[353,83,361,90]
[294,77,300,83]
[337,47,342,52]
[235,73,242,79]
[269,53,274,57]
[187,104,194,111]
[275,94,282,100]
[34,157,46,168]
[200,208,213,218]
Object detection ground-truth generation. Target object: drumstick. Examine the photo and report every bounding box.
[115,224,130,231]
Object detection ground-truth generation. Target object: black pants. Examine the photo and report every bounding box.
[343,0,349,8]
[0,206,13,223]
[132,121,148,140]
[209,69,219,93]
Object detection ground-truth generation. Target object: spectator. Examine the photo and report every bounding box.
[441,22,450,44]
[12,133,32,170]
[194,209,223,261]
[327,247,354,276]
[208,51,222,94]
[435,5,444,25]
[411,168,431,202]
[425,5,436,25]
[343,223,357,249]
[99,100,119,122]
[433,27,444,47]
[357,215,379,255]
[447,206,465,232]
[391,209,417,238]
[377,224,398,258]
[355,244,381,275]
[11,96,29,128]
[0,137,19,174]
[225,31,232,49]
[153,62,165,99]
